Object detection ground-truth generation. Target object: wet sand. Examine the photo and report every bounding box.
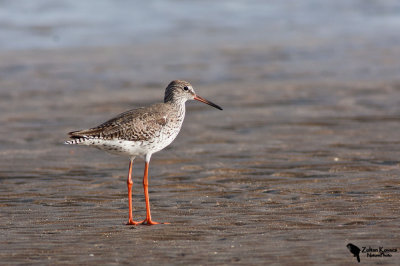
[1,3,400,263]
[1,41,400,265]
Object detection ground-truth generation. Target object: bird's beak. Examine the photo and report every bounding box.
[194,95,223,110]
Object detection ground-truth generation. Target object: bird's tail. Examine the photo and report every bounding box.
[64,129,93,145]
[356,255,360,263]
[64,137,88,145]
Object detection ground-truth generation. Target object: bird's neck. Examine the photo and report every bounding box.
[166,98,186,119]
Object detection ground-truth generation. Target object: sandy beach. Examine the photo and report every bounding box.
[1,1,400,265]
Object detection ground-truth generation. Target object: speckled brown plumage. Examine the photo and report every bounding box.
[68,103,178,142]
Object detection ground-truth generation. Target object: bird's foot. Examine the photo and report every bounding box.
[126,219,141,226]
[139,219,169,225]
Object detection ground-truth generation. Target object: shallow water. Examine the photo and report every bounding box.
[1,1,400,265]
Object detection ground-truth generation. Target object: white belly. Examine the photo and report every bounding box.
[78,122,182,158]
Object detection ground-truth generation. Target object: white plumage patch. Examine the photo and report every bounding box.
[64,136,174,157]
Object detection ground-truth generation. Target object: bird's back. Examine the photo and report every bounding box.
[66,102,185,156]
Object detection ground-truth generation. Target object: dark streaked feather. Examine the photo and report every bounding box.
[68,103,171,141]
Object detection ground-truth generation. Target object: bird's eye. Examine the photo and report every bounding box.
[183,86,189,91]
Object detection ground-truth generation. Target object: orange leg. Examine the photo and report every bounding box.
[140,161,163,225]
[126,159,140,225]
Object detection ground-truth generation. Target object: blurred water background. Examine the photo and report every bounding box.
[1,0,400,265]
[1,0,400,51]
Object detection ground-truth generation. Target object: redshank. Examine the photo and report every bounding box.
[65,80,222,225]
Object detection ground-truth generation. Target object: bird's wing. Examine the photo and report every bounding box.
[68,104,169,141]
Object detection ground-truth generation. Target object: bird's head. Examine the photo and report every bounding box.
[164,80,222,110]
